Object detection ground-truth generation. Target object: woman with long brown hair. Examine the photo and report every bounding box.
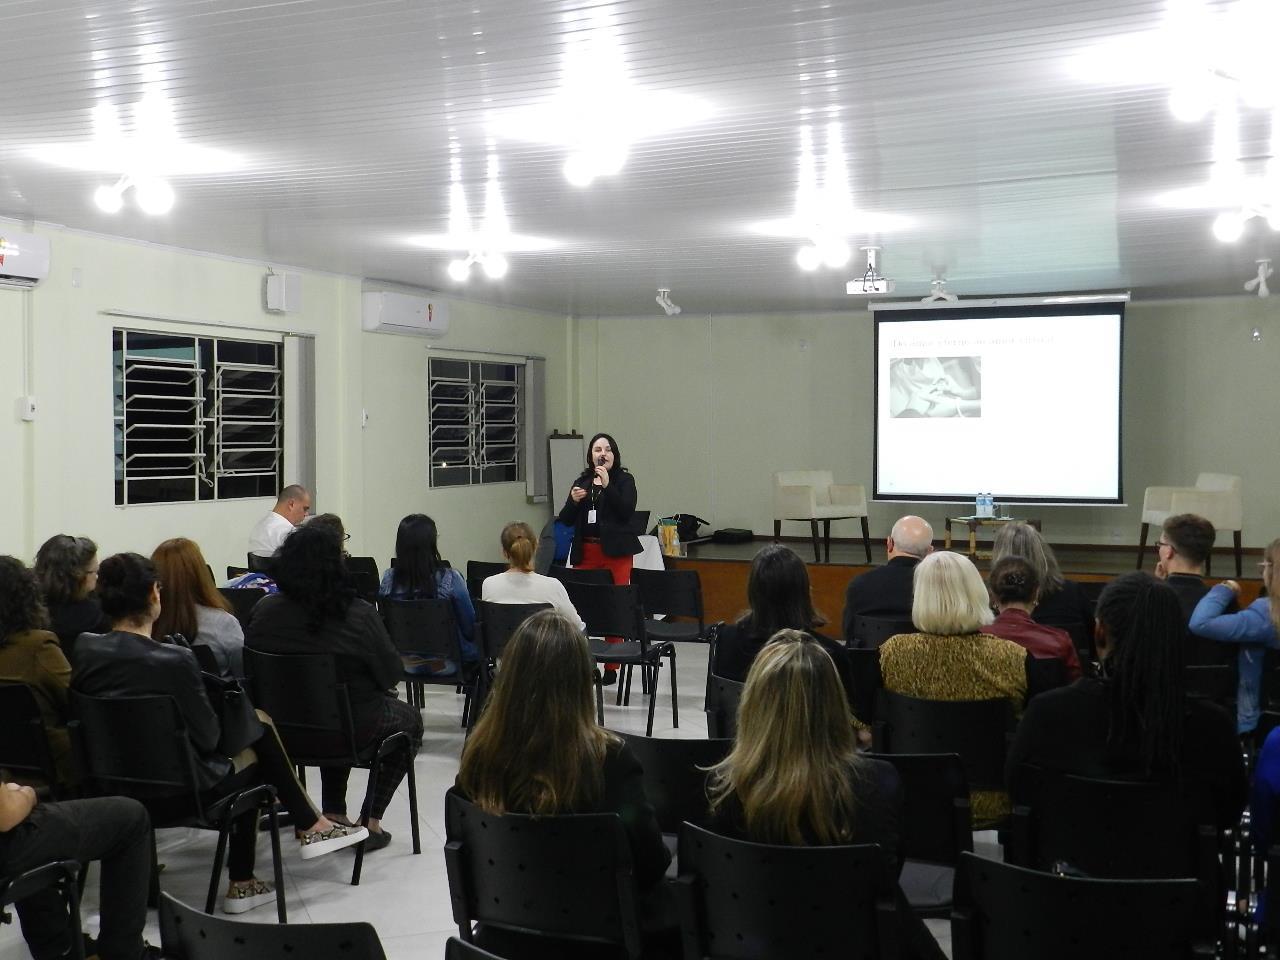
[151,537,243,677]
[455,610,670,951]
[705,631,944,959]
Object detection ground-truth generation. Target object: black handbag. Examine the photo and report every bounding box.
[201,672,265,757]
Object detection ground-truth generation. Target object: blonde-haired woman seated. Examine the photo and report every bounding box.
[455,609,671,954]
[706,631,945,960]
[480,521,585,630]
[868,550,1029,824]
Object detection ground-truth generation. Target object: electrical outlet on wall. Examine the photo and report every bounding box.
[15,396,36,421]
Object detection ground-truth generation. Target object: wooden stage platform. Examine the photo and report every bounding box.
[671,538,1265,631]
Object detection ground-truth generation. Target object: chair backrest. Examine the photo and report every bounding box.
[345,555,380,581]
[561,582,643,642]
[159,891,387,959]
[241,649,357,763]
[1010,769,1205,879]
[952,853,1202,960]
[615,731,731,833]
[773,470,835,507]
[1184,664,1235,703]
[443,790,644,959]
[350,570,380,603]
[0,683,61,792]
[1195,472,1242,496]
[67,691,199,802]
[216,586,266,627]
[866,752,972,865]
[846,647,882,724]
[245,553,276,574]
[379,597,460,660]
[851,615,915,649]
[444,938,503,960]
[1054,620,1095,663]
[675,823,897,960]
[466,560,508,584]
[704,673,744,740]
[630,567,704,624]
[551,566,614,587]
[476,600,552,660]
[225,565,249,581]
[874,691,1015,792]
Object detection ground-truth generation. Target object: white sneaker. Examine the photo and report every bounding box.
[222,878,275,915]
[299,822,369,860]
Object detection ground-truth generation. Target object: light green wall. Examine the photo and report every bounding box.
[0,222,568,576]
[575,298,1279,548]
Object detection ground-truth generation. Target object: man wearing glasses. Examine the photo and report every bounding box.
[1154,513,1236,666]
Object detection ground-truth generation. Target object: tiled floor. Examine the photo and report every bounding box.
[0,642,960,959]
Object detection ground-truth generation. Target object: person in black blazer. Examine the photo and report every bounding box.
[841,515,932,645]
[558,433,641,683]
[558,432,641,569]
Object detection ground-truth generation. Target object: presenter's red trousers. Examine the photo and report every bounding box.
[579,540,633,668]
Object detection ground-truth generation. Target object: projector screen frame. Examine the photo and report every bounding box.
[870,297,1127,506]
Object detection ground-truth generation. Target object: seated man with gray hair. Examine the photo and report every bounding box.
[841,515,933,644]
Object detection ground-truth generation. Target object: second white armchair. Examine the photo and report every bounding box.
[772,470,871,564]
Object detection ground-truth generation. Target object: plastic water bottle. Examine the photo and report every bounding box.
[974,492,982,517]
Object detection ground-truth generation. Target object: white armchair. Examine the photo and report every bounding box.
[1138,472,1243,576]
[772,470,871,563]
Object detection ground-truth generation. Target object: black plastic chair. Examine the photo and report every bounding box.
[444,936,504,960]
[867,752,972,917]
[0,861,84,960]
[951,852,1208,959]
[465,561,508,603]
[443,790,645,960]
[159,891,387,958]
[216,587,266,628]
[242,649,420,886]
[245,553,276,575]
[674,822,900,960]
[190,644,220,675]
[704,673,744,740]
[350,571,380,604]
[615,731,730,834]
[345,555,380,582]
[551,566,614,587]
[564,581,676,736]
[630,567,707,643]
[378,597,473,716]
[0,682,64,798]
[471,600,556,724]
[1185,664,1235,704]
[225,566,249,581]
[67,690,286,921]
[850,615,915,649]
[1006,768,1220,936]
[873,691,1015,793]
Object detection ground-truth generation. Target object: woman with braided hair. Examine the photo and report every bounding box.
[1007,571,1246,831]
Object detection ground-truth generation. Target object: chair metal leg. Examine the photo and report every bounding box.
[1235,530,1244,579]
[669,649,679,728]
[595,675,605,724]
[809,520,821,563]
[1136,522,1149,569]
[147,832,160,910]
[645,663,659,737]
[823,520,831,562]
[773,520,781,541]
[406,744,422,856]
[861,516,872,564]
[206,821,232,915]
[352,757,380,886]
[268,803,287,923]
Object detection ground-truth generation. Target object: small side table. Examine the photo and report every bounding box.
[944,516,1042,561]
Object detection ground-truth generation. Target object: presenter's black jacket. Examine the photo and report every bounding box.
[841,556,920,644]
[558,468,641,563]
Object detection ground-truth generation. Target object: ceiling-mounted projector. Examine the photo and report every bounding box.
[846,245,895,296]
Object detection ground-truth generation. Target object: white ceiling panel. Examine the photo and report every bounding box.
[1,0,1276,313]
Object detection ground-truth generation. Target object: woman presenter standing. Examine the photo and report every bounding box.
[558,432,641,683]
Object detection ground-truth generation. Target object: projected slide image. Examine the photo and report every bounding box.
[888,356,982,419]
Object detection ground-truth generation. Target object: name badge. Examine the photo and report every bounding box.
[587,509,597,524]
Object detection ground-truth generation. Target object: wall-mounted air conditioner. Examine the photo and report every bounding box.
[361,290,449,337]
[0,233,51,290]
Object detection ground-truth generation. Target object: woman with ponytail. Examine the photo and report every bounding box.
[1008,571,1246,830]
[481,522,584,630]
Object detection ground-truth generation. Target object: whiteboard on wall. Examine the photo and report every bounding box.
[548,433,585,515]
